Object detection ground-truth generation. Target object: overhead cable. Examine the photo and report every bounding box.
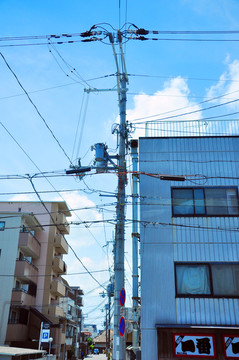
[0,52,73,165]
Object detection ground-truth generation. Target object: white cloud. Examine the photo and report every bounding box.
[53,190,104,249]
[9,194,36,202]
[54,191,102,222]
[126,77,202,138]
[206,59,239,109]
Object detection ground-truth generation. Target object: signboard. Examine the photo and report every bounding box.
[223,336,239,358]
[119,316,125,337]
[119,288,126,307]
[173,334,216,358]
[120,307,125,316]
[41,329,50,342]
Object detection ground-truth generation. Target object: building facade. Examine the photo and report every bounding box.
[139,136,239,360]
[0,201,71,358]
[59,282,84,359]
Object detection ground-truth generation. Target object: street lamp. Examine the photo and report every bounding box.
[48,337,53,355]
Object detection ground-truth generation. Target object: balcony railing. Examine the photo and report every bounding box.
[50,279,66,297]
[54,213,70,234]
[54,234,68,254]
[52,257,67,275]
[46,305,65,324]
[19,231,41,259]
[15,258,38,283]
[11,288,36,306]
[6,323,28,342]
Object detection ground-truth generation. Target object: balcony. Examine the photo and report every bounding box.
[46,305,65,324]
[50,279,66,297]
[6,323,28,342]
[54,234,68,254]
[11,289,35,307]
[52,257,67,275]
[15,259,38,283]
[19,231,41,259]
[65,337,73,346]
[76,297,83,307]
[61,332,66,345]
[54,213,70,234]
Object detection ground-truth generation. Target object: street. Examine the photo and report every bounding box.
[84,354,107,360]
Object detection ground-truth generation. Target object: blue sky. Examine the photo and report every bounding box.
[1,0,239,329]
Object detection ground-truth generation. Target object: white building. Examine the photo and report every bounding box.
[139,136,239,360]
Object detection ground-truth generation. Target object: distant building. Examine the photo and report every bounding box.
[93,329,113,354]
[139,136,239,360]
[0,201,71,359]
[59,281,84,358]
[83,324,98,339]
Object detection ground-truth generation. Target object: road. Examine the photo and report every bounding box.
[84,354,107,360]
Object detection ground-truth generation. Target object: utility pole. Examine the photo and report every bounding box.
[130,140,140,354]
[111,31,128,360]
[105,303,108,353]
[66,28,129,360]
[108,292,111,358]
[107,279,114,359]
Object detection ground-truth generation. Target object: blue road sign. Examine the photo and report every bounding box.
[41,329,50,342]
[119,316,125,337]
[119,288,126,306]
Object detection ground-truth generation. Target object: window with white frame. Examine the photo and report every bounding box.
[172,187,239,216]
[175,263,239,297]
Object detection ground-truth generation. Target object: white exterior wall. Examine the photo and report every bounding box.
[139,136,239,360]
[0,214,22,344]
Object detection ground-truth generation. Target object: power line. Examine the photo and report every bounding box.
[131,98,239,124]
[128,89,239,123]
[0,52,72,165]
[0,269,108,278]
[2,117,112,278]
[0,74,116,102]
[3,217,239,233]
[28,175,107,290]
[130,37,239,42]
[49,41,91,87]
[0,29,239,43]
[128,73,239,83]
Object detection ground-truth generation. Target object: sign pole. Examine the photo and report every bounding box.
[38,322,43,350]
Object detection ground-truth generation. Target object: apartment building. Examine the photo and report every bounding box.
[0,201,70,358]
[138,136,239,360]
[59,281,84,359]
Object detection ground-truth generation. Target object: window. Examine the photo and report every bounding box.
[172,187,239,216]
[9,310,18,324]
[0,222,5,231]
[176,264,210,295]
[175,263,239,297]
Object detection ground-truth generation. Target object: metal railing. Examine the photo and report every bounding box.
[144,119,239,137]
[16,257,38,271]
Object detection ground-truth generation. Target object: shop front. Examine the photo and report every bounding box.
[156,325,239,360]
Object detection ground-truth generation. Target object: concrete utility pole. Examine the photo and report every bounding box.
[66,28,129,360]
[111,31,128,360]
